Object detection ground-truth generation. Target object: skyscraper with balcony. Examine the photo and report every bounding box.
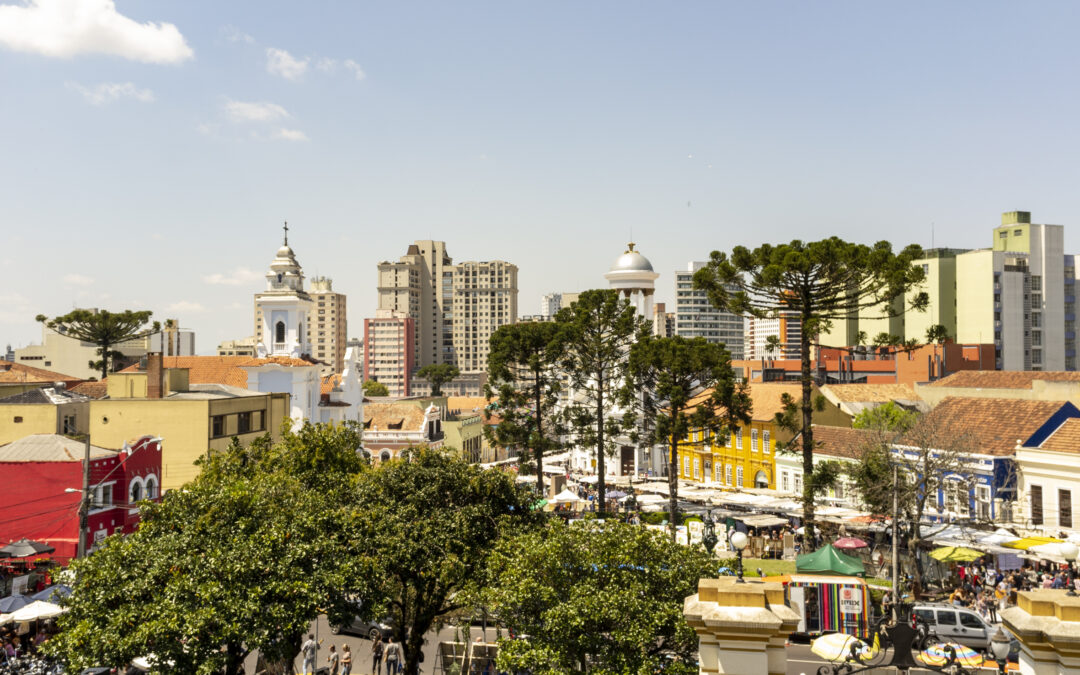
[674,262,745,360]
[307,276,347,375]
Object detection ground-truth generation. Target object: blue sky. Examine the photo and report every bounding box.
[3,1,1080,355]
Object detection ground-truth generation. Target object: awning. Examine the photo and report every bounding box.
[1004,536,1064,551]
[929,546,984,563]
[740,514,790,528]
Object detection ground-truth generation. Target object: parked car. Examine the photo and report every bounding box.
[912,603,998,652]
[330,614,394,640]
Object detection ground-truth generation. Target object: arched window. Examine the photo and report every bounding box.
[754,470,769,489]
[129,478,143,504]
[275,321,286,344]
[380,451,391,463]
[144,475,159,500]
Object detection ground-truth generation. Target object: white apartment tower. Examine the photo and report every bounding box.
[674,262,746,360]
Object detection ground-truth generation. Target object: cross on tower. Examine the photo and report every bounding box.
[283,220,289,246]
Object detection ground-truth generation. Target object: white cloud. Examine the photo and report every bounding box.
[273,128,308,142]
[0,0,193,64]
[67,81,154,105]
[62,273,94,285]
[315,57,336,72]
[203,267,262,286]
[223,25,254,44]
[266,47,308,81]
[166,300,205,313]
[224,100,289,123]
[343,59,365,80]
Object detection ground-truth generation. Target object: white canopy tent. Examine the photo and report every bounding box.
[549,489,582,504]
[10,601,65,622]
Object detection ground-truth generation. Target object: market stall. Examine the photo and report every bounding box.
[778,574,873,638]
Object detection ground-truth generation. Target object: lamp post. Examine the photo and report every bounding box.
[702,499,717,556]
[730,531,748,582]
[1062,541,1079,597]
[989,626,1011,675]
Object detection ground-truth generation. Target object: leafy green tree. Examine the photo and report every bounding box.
[416,363,460,396]
[351,448,542,675]
[852,401,918,433]
[486,322,564,495]
[555,289,651,513]
[694,238,926,544]
[41,309,160,380]
[363,379,391,397]
[625,336,751,537]
[45,422,370,675]
[483,521,725,675]
[925,324,950,344]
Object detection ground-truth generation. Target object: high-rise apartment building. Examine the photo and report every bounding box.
[540,293,562,318]
[307,276,347,375]
[745,314,801,361]
[674,262,745,360]
[652,302,675,338]
[377,241,518,375]
[363,309,414,396]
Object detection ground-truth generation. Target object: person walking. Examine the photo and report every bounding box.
[341,644,352,675]
[327,644,340,675]
[384,636,402,674]
[371,634,385,675]
[301,633,320,675]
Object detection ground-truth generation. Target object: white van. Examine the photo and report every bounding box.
[913,603,997,652]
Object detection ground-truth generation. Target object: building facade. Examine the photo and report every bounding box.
[0,385,89,444]
[674,262,745,360]
[745,313,801,361]
[307,276,347,376]
[363,309,415,397]
[15,313,155,381]
[216,336,257,357]
[653,302,676,338]
[254,233,313,360]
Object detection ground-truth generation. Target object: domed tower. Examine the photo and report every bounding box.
[254,223,313,358]
[604,242,660,319]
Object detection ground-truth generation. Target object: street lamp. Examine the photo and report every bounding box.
[702,499,717,556]
[989,626,1011,675]
[1061,541,1079,597]
[729,531,748,583]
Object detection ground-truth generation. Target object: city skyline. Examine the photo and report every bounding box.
[4,1,1080,354]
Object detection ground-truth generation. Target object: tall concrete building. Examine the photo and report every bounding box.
[540,293,562,318]
[673,262,745,360]
[377,241,518,375]
[745,314,801,361]
[652,302,675,338]
[363,309,414,396]
[307,276,347,375]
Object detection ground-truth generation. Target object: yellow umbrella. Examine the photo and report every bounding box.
[1004,536,1063,551]
[811,633,867,662]
[929,546,984,562]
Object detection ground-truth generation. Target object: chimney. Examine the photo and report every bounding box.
[147,352,163,399]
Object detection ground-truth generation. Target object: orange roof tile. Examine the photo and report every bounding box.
[1039,418,1080,453]
[70,381,108,399]
[823,383,919,402]
[120,355,318,389]
[687,382,804,422]
[928,371,1080,390]
[364,402,427,431]
[447,396,489,413]
[901,396,1070,455]
[808,425,878,459]
[0,360,83,385]
[321,373,342,396]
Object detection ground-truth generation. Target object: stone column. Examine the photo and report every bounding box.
[684,577,800,675]
[1001,590,1080,675]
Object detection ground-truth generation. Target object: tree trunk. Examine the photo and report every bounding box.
[800,310,816,549]
[403,626,426,675]
[534,373,546,496]
[223,643,246,675]
[668,427,679,542]
[596,374,606,514]
[100,341,111,381]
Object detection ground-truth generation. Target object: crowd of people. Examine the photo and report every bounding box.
[1,619,54,665]
[299,633,404,675]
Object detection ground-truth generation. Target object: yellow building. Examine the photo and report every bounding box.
[0,386,90,444]
[89,360,289,492]
[676,383,851,489]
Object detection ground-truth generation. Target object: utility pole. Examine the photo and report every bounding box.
[77,435,91,558]
[892,463,900,621]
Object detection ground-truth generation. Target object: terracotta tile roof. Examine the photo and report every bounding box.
[70,381,108,399]
[900,396,1071,455]
[120,355,317,389]
[823,383,919,402]
[927,371,1080,390]
[0,360,83,385]
[1038,418,1080,453]
[321,373,342,395]
[364,402,426,431]
[808,425,877,459]
[447,396,489,413]
[687,383,804,422]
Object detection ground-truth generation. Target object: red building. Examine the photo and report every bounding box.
[0,434,162,562]
[363,310,415,397]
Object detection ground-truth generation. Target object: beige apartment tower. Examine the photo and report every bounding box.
[307,276,347,375]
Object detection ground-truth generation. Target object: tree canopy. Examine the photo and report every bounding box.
[363,379,390,397]
[483,521,724,675]
[625,336,751,537]
[416,363,460,396]
[486,321,564,495]
[555,289,651,512]
[41,309,160,380]
[694,238,926,543]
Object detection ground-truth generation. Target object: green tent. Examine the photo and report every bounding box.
[796,544,865,577]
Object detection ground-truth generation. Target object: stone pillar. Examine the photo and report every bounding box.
[684,577,800,675]
[1001,590,1080,675]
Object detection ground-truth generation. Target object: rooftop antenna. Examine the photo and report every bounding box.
[931,222,935,250]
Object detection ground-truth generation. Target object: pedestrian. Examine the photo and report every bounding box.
[301,633,319,675]
[341,644,352,675]
[384,636,402,674]
[327,644,340,675]
[372,633,385,675]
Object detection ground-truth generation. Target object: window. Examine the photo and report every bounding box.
[129,480,143,504]
[725,432,732,448]
[751,429,758,452]
[782,471,790,492]
[1061,489,1073,528]
[693,457,700,479]
[62,414,77,435]
[725,465,732,485]
[275,321,286,343]
[735,429,743,449]
[715,463,722,483]
[92,484,113,510]
[13,416,22,423]
[1031,485,1044,525]
[144,476,158,500]
[795,473,803,493]
[834,482,844,499]
[237,412,252,434]
[959,613,985,630]
[683,456,690,476]
[915,608,936,625]
[736,466,744,488]
[212,415,225,438]
[936,610,957,626]
[976,485,991,520]
[763,430,770,453]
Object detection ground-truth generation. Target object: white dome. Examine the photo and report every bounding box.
[609,243,654,272]
[277,244,296,258]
